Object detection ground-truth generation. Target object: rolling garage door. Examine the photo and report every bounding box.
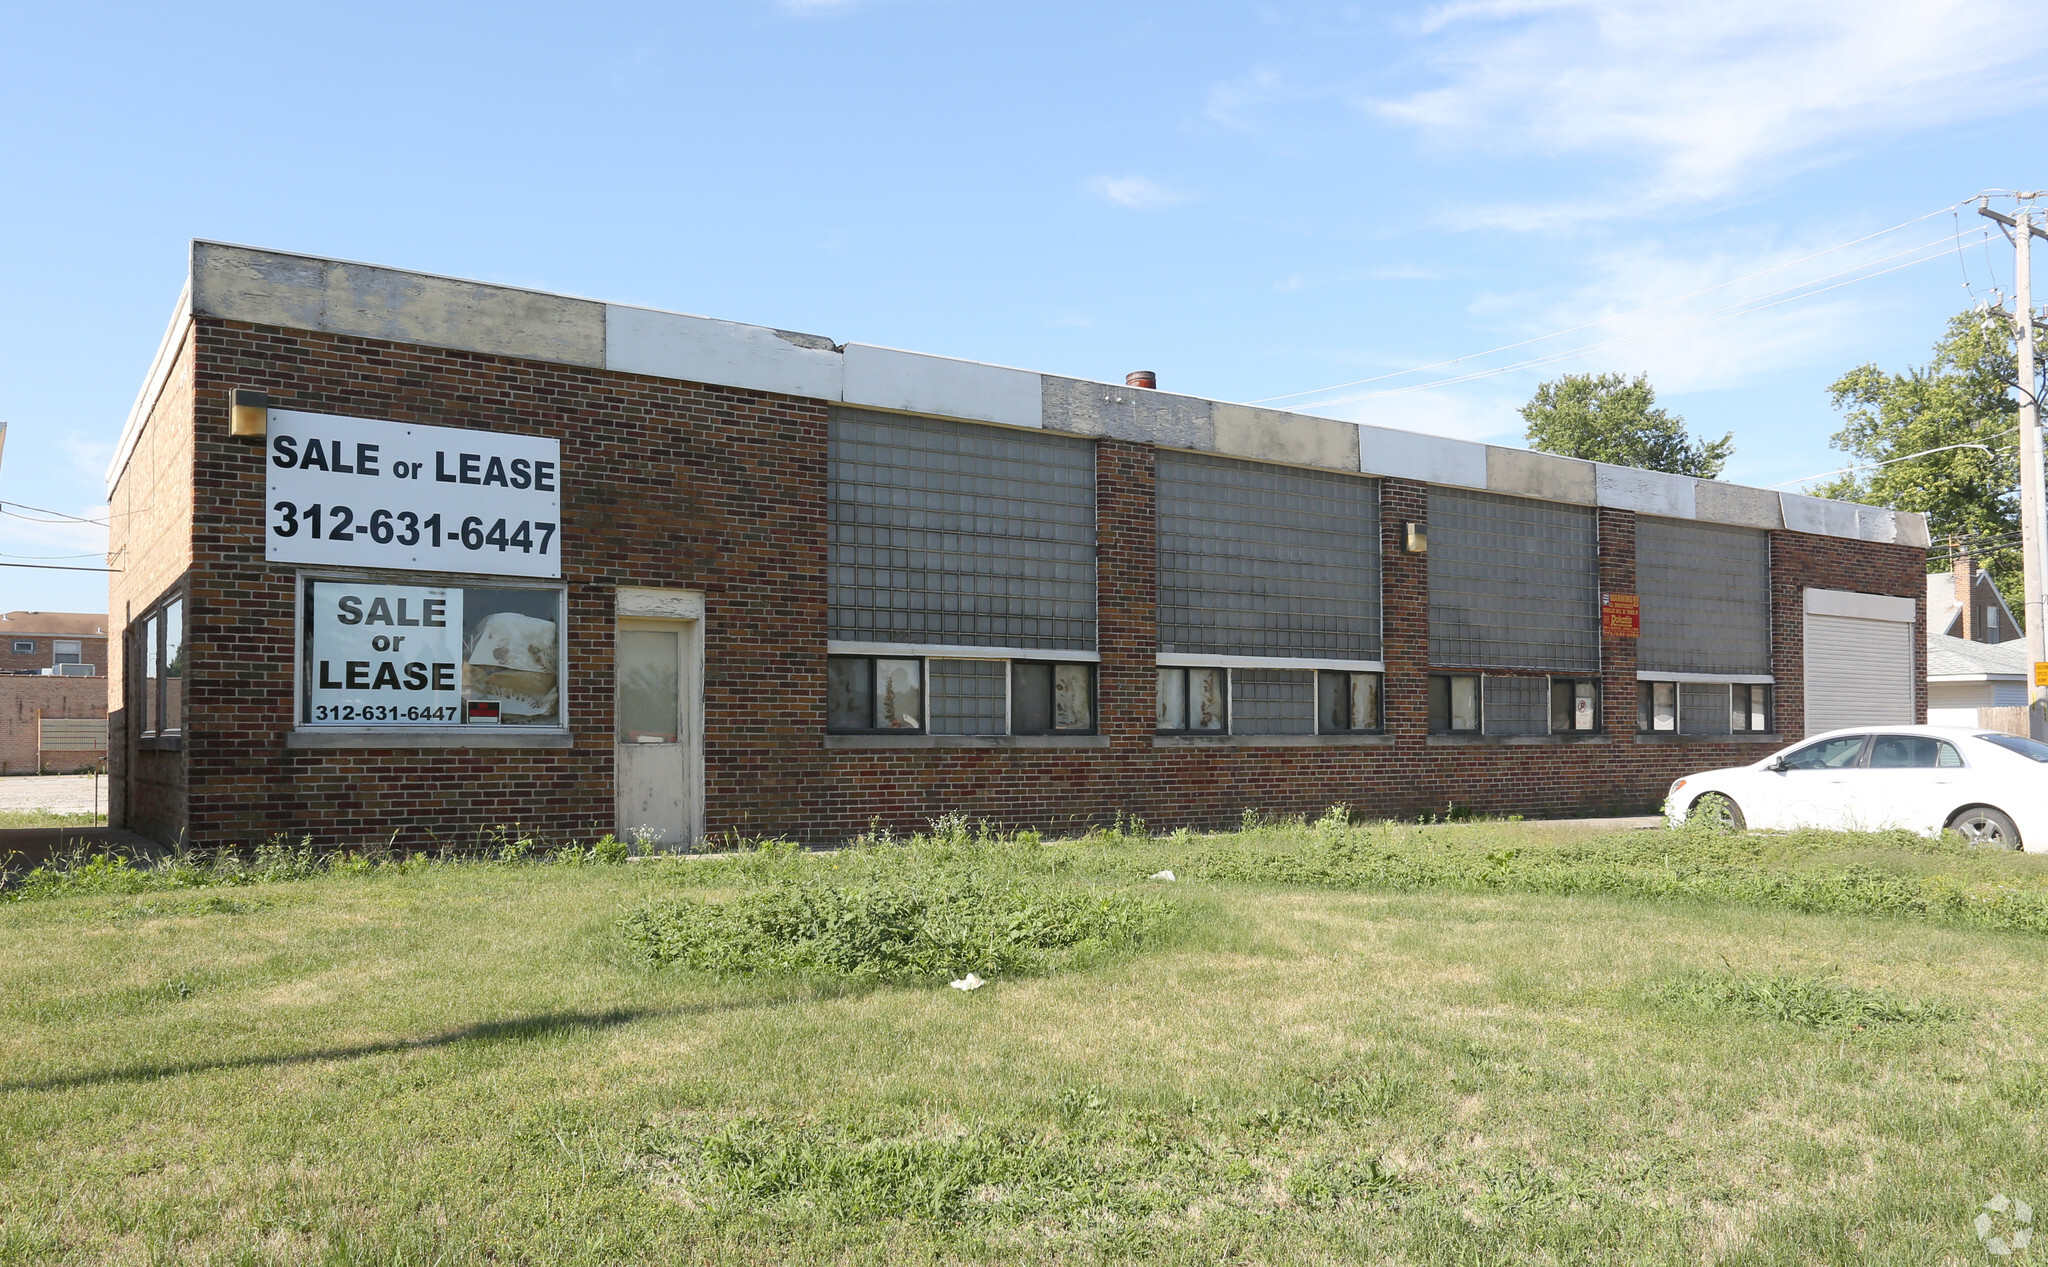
[1803,587,1916,732]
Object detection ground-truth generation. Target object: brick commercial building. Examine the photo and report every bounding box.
[104,242,1930,849]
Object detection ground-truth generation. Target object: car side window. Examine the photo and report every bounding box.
[1868,736,1968,769]
[1778,735,1867,770]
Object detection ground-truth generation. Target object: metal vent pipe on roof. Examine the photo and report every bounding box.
[1126,370,1156,389]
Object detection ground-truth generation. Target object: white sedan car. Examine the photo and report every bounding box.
[1665,725,2048,849]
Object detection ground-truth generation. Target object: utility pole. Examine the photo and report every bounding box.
[1980,195,2048,738]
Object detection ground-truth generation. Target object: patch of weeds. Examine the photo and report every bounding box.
[1988,1061,2048,1109]
[1651,970,1965,1031]
[617,844,1169,983]
[1285,1156,1403,1208]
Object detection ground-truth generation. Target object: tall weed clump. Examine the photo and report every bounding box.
[617,821,1171,984]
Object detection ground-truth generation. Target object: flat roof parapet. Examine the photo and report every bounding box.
[106,239,1929,550]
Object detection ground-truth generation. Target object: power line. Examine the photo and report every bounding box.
[0,501,109,527]
[1248,200,1979,408]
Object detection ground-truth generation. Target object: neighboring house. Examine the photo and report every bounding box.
[0,610,109,676]
[1927,630,2029,736]
[1927,557,2020,645]
[0,612,110,772]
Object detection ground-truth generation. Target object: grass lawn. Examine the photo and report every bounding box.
[4,819,2047,1264]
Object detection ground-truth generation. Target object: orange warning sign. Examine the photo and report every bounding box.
[1601,593,1640,639]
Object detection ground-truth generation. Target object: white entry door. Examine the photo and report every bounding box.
[616,613,701,848]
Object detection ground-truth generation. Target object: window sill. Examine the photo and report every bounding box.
[1633,732,1784,744]
[286,728,575,750]
[137,734,183,751]
[1427,733,1612,747]
[1153,734,1395,748]
[822,734,1110,750]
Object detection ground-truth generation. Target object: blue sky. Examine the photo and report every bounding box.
[3,0,2045,613]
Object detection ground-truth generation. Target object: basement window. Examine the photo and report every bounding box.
[1013,661,1095,735]
[827,656,924,733]
[1549,679,1600,732]
[1428,674,1481,734]
[1157,667,1227,734]
[1637,680,1772,734]
[1318,670,1384,734]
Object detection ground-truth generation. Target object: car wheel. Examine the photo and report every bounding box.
[1945,806,2021,850]
[1689,792,1746,832]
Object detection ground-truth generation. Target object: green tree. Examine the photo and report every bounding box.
[1520,372,1733,477]
[1816,311,2037,615]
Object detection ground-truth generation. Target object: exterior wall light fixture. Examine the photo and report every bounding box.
[1405,522,1427,554]
[229,388,269,438]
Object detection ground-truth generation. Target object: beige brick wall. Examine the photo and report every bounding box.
[106,323,196,833]
[0,677,109,774]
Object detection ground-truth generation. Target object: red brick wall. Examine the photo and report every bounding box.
[1769,528,1929,736]
[111,317,1927,848]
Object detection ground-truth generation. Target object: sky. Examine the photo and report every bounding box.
[2,0,2045,613]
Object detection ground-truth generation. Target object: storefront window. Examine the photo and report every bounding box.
[301,579,564,726]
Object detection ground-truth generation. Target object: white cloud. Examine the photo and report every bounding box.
[1378,0,2048,210]
[1086,175,1193,210]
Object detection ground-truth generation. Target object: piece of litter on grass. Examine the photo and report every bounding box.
[950,974,986,991]
[1149,870,1176,882]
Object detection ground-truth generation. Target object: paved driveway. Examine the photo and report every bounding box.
[0,774,109,816]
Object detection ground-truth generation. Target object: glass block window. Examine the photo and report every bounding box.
[1481,675,1549,736]
[829,409,1096,650]
[929,659,1007,735]
[1232,668,1316,735]
[1637,518,1770,675]
[1156,451,1381,660]
[1428,489,1598,672]
[1677,681,1731,735]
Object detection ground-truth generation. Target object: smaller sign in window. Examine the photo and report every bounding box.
[302,580,562,726]
[1550,679,1599,732]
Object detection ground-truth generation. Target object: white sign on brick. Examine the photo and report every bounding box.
[265,410,562,578]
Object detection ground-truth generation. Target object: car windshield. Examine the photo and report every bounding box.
[1978,733,2048,763]
[1776,735,1867,770]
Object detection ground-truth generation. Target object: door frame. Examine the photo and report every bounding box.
[614,587,705,847]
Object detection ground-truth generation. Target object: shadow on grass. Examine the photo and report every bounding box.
[4,1004,707,1095]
